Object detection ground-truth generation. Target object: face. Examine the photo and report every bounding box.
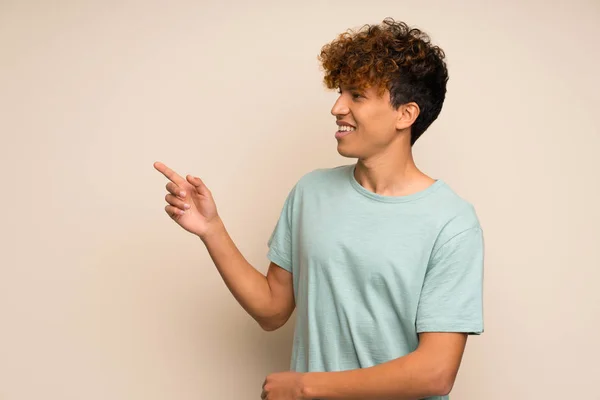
[331,84,413,159]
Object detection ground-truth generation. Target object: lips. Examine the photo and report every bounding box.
[335,127,355,139]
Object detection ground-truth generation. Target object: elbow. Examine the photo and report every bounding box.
[258,317,283,332]
[260,323,280,332]
[259,309,293,332]
[437,382,453,397]
[432,370,456,397]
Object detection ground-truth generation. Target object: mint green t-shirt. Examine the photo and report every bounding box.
[266,164,484,400]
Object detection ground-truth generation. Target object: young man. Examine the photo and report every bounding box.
[155,18,484,400]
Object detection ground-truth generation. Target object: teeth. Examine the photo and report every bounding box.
[338,125,356,132]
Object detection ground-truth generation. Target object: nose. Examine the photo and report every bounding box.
[330,94,349,117]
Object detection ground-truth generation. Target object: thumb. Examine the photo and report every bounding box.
[186,175,210,195]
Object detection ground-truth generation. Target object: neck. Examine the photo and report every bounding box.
[354,139,435,197]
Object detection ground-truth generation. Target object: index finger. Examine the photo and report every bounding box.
[154,161,186,185]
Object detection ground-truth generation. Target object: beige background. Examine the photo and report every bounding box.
[1,0,599,399]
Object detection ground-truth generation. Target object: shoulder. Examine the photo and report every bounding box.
[425,181,483,252]
[278,164,351,210]
[293,164,353,192]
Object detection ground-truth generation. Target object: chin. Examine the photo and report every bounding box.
[336,142,363,159]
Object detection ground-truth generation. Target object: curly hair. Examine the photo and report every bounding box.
[318,18,449,145]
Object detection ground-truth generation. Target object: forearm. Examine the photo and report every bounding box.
[302,350,449,400]
[200,217,275,328]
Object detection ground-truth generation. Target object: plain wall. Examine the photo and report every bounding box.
[1,0,599,399]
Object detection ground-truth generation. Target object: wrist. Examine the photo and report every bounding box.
[300,372,320,399]
[198,215,225,242]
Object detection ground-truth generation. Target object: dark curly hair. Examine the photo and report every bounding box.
[318,18,449,145]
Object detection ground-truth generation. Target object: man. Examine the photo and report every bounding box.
[154,18,484,400]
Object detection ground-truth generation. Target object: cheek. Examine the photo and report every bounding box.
[362,117,396,139]
[354,107,397,140]
[368,108,396,129]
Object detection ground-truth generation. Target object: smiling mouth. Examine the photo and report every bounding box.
[335,126,355,139]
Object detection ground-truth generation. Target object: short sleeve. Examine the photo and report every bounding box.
[266,185,297,273]
[416,226,485,335]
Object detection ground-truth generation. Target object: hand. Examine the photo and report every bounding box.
[261,371,308,400]
[154,161,221,239]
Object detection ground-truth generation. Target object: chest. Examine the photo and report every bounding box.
[295,201,436,287]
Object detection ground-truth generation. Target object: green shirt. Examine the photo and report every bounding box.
[267,164,484,400]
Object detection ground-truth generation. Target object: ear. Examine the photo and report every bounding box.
[396,102,420,131]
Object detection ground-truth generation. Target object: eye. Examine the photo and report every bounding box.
[336,88,363,99]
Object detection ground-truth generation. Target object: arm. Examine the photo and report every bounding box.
[301,332,468,400]
[203,220,295,331]
[153,161,295,332]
